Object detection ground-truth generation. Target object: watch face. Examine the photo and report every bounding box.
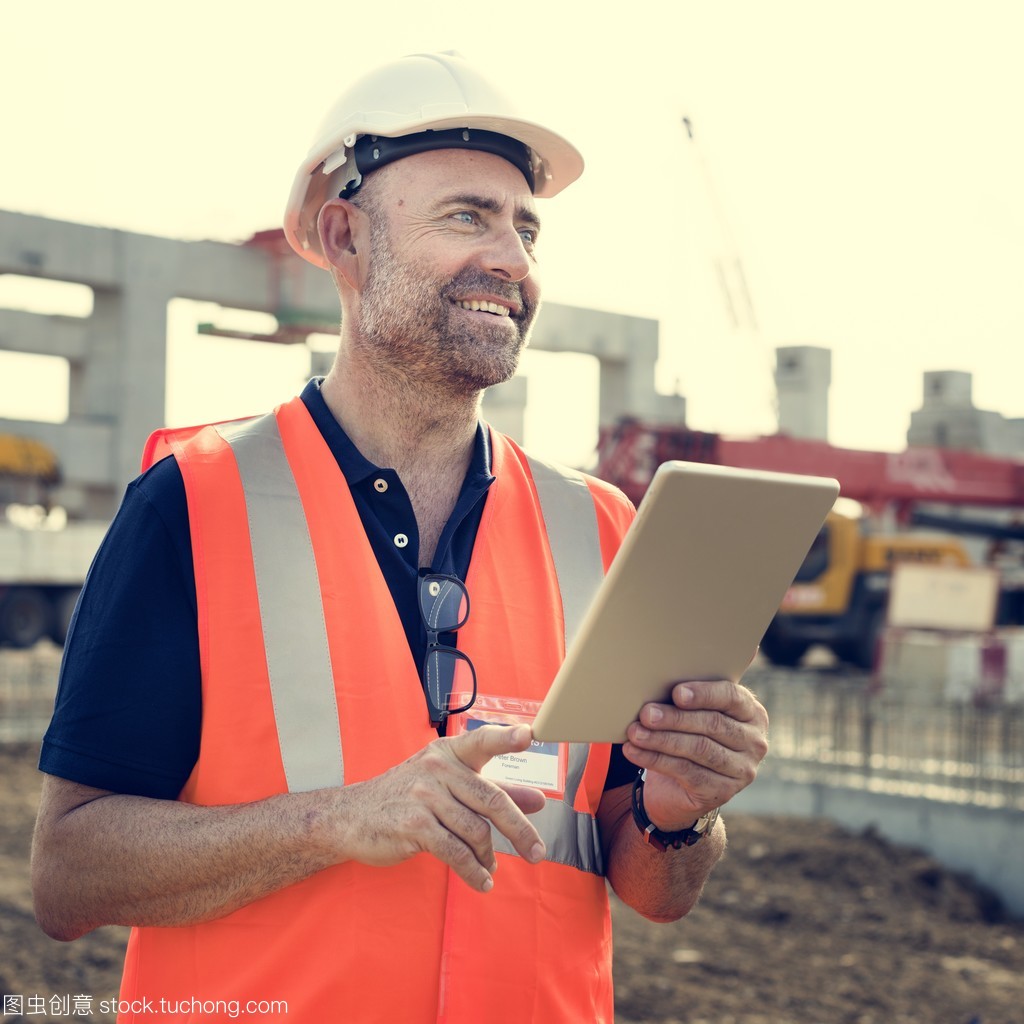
[697,807,720,834]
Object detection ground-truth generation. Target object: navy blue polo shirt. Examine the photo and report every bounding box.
[41,378,633,798]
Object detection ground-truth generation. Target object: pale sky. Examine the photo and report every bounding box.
[2,0,1023,466]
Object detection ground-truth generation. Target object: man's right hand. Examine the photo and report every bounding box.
[32,725,547,940]
[334,724,547,892]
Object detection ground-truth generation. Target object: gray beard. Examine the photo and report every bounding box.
[353,237,538,393]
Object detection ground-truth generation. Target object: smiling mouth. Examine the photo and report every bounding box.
[454,299,512,317]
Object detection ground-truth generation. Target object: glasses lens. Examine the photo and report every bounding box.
[423,647,477,722]
[419,574,470,633]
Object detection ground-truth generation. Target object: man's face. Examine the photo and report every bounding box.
[351,149,543,392]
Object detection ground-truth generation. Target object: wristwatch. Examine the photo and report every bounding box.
[630,769,720,851]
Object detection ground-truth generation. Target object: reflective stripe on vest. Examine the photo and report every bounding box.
[525,452,602,811]
[218,414,607,873]
[215,414,344,793]
[524,453,604,654]
[494,451,606,874]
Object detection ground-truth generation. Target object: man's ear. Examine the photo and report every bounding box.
[317,198,368,290]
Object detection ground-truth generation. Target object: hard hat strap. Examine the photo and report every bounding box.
[340,127,535,198]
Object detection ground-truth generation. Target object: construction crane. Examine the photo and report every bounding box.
[678,115,776,428]
[681,116,759,333]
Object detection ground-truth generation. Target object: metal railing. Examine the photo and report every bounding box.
[746,664,1024,810]
[4,647,1023,812]
[0,645,61,742]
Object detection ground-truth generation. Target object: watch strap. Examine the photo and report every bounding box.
[630,769,719,851]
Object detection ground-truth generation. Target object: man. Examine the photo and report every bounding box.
[32,52,769,1022]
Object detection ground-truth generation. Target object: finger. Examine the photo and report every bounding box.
[621,739,741,816]
[432,799,498,877]
[430,779,547,883]
[428,727,547,864]
[421,814,498,892]
[449,723,533,773]
[633,705,760,754]
[453,773,547,864]
[431,787,545,873]
[498,783,547,815]
[624,715,767,793]
[624,729,737,779]
[664,680,767,725]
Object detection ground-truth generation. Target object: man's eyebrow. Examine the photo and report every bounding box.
[437,192,542,231]
[516,205,542,232]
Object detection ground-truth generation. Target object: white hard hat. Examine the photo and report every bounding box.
[283,51,585,268]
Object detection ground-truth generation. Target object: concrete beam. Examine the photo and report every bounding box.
[0,417,115,487]
[0,211,339,317]
[2,213,659,351]
[530,301,658,362]
[168,238,336,312]
[1,209,668,513]
[0,211,124,289]
[0,309,89,361]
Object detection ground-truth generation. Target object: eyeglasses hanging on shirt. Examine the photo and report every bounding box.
[418,572,478,728]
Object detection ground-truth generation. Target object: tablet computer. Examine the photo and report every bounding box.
[532,460,839,742]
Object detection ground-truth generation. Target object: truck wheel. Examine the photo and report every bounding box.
[759,633,810,668]
[49,588,81,646]
[0,588,51,649]
[846,607,886,671]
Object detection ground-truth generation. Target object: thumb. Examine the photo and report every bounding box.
[450,724,533,773]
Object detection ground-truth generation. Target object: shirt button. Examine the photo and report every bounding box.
[373,478,388,493]
[394,533,409,548]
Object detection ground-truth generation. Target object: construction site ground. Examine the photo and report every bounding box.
[2,737,1022,1024]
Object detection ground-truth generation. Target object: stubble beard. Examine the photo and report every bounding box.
[353,229,538,394]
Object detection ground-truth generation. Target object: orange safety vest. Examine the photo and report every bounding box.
[121,396,635,1024]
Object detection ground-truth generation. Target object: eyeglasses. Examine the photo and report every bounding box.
[418,573,478,728]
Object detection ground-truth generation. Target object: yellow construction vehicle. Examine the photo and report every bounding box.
[0,434,105,648]
[596,420,1024,670]
[760,508,973,668]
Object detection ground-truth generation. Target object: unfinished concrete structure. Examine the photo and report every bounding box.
[908,370,1024,456]
[0,210,673,519]
[774,345,831,442]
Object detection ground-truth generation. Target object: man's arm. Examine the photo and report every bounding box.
[31,725,546,941]
[597,679,768,922]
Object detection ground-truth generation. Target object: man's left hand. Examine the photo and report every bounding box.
[622,680,769,830]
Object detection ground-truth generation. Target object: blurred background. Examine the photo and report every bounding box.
[3,0,1023,460]
[2,2,1024,1021]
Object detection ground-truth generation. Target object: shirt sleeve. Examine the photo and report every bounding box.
[38,456,202,799]
[604,744,638,791]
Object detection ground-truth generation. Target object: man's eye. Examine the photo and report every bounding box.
[519,228,537,245]
[453,211,476,225]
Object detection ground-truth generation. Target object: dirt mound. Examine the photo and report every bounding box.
[613,815,1020,1023]
[3,742,1021,1023]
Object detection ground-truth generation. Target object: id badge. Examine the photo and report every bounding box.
[449,693,568,798]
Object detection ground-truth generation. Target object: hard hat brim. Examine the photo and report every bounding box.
[284,113,583,269]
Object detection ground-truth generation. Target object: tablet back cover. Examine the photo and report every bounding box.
[532,461,839,742]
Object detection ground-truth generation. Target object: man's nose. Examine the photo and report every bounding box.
[482,224,532,283]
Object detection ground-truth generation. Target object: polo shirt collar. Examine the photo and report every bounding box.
[300,377,494,488]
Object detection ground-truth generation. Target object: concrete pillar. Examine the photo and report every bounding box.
[907,371,984,451]
[775,345,831,441]
[923,370,973,407]
[82,236,172,505]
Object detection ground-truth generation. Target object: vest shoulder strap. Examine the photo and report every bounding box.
[141,416,258,472]
[523,451,606,653]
